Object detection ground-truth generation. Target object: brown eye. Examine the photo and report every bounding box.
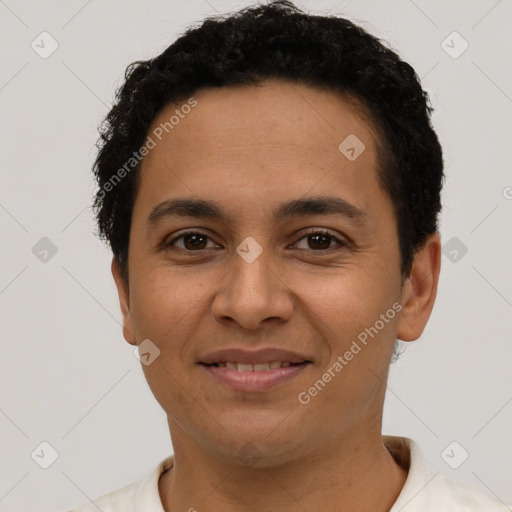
[293,229,346,252]
[307,233,332,250]
[166,232,217,251]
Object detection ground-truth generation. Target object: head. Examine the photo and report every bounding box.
[94,1,443,465]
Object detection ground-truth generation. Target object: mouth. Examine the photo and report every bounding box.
[202,360,306,371]
[199,360,311,392]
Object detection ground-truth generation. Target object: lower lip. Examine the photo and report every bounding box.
[199,363,310,392]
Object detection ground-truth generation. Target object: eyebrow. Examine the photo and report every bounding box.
[147,196,370,230]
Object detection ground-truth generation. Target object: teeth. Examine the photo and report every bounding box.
[253,362,270,371]
[237,363,253,372]
[213,361,297,371]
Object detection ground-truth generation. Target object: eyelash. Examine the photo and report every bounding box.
[164,228,348,254]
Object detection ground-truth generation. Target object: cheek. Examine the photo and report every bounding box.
[130,269,204,339]
[131,272,202,412]
[140,358,208,442]
[298,279,398,429]
[293,268,393,334]
[294,269,400,397]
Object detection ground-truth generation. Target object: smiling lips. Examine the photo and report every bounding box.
[199,348,311,391]
[209,361,294,371]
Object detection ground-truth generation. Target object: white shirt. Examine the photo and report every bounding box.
[66,436,508,511]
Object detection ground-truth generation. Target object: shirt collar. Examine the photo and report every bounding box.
[385,436,441,511]
[135,454,174,512]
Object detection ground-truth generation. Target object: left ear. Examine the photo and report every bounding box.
[397,232,441,342]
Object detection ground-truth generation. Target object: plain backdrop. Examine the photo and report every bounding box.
[1,1,511,510]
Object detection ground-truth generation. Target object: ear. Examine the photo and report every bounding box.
[111,258,137,346]
[397,232,441,342]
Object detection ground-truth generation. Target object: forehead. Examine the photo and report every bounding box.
[135,79,388,224]
[149,79,377,154]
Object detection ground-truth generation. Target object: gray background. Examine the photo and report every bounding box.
[1,0,511,510]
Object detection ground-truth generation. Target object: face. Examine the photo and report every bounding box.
[113,80,439,466]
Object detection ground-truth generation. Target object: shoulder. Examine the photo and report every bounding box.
[65,481,138,512]
[63,455,174,512]
[428,471,509,511]
[385,436,509,512]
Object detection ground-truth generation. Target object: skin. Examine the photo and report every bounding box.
[112,79,441,512]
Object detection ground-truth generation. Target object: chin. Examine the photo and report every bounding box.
[201,422,310,468]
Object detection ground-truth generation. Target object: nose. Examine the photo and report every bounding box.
[210,246,294,331]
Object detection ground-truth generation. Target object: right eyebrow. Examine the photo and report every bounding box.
[147,198,226,228]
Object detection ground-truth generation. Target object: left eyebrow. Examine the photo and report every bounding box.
[273,196,370,227]
[146,196,371,230]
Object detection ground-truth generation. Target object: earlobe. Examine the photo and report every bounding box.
[396,233,441,342]
[111,258,137,346]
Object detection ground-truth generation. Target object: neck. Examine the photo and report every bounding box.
[159,427,408,512]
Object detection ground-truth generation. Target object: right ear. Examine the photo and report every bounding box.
[111,258,137,346]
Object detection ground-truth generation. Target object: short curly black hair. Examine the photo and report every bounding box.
[93,0,444,284]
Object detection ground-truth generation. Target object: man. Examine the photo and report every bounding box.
[68,1,507,510]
